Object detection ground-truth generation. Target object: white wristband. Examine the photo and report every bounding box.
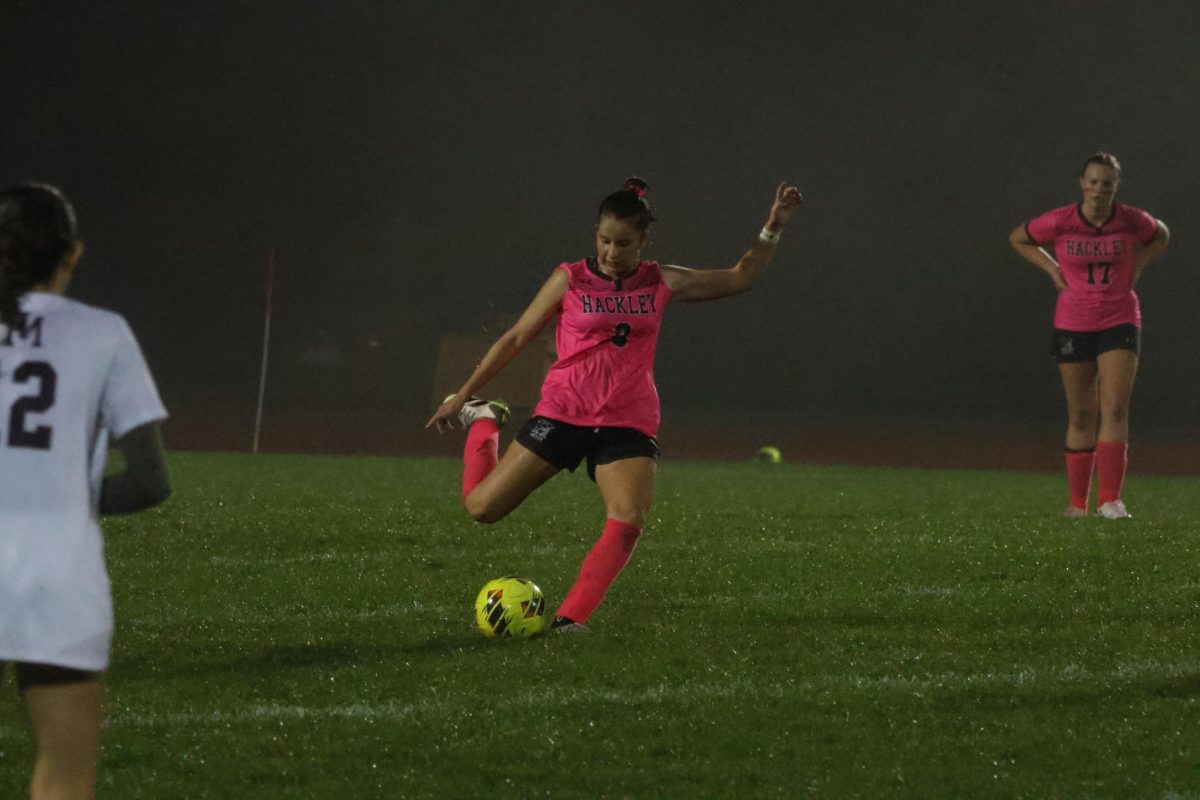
[759,226,781,244]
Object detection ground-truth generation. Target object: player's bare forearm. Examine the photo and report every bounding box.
[450,332,524,402]
[663,239,776,303]
[665,186,799,303]
[730,181,801,291]
[426,271,564,432]
[427,333,525,431]
[1009,227,1064,289]
[1132,227,1169,287]
[100,422,171,515]
[727,239,778,294]
[1014,242,1058,273]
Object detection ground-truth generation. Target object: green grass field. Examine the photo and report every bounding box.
[2,452,1198,798]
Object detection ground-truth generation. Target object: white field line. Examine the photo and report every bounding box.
[2,659,1193,737]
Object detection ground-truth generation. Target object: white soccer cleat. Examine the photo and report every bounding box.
[1098,500,1131,519]
[443,395,510,429]
[1062,505,1088,518]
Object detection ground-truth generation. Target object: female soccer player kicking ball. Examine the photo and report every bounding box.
[1009,153,1169,518]
[427,178,803,631]
[0,184,170,799]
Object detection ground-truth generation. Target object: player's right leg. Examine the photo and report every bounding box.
[462,441,559,524]
[20,666,103,800]
[464,415,591,524]
[1059,360,1099,515]
[448,396,512,501]
[1059,361,1099,450]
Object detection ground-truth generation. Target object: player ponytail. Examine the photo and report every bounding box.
[0,184,78,327]
[597,176,656,231]
[1081,151,1122,178]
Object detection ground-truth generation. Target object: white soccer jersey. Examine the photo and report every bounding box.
[0,292,166,670]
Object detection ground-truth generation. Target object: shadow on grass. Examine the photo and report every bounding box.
[111,633,493,683]
[1148,673,1200,699]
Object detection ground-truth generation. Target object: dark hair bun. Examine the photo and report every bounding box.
[624,177,648,198]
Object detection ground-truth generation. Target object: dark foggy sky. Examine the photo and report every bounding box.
[3,1,1198,449]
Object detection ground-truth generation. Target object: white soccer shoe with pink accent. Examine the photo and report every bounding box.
[443,395,510,429]
[1098,500,1131,519]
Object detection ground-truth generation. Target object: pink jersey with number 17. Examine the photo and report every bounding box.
[533,258,672,438]
[1025,203,1159,331]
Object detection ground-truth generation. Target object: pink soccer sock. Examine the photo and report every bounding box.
[1065,449,1095,511]
[556,518,642,624]
[461,419,499,501]
[1095,440,1128,506]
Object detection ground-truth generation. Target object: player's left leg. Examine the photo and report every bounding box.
[22,672,103,800]
[1095,347,1138,518]
[555,456,657,627]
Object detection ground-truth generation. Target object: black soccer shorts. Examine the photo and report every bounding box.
[515,416,660,481]
[1,661,98,692]
[1051,323,1140,363]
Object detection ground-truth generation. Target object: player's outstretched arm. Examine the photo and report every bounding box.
[1008,223,1067,292]
[663,182,803,303]
[425,268,568,433]
[100,421,171,515]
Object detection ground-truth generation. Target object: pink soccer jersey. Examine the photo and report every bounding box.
[534,258,672,437]
[1025,203,1160,331]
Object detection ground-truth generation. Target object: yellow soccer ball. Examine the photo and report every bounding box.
[474,576,548,638]
[755,446,783,464]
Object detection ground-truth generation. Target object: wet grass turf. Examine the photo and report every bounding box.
[2,452,1199,798]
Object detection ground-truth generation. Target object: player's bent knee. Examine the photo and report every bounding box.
[464,493,506,524]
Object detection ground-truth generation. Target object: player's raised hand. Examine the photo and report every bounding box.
[767,182,804,230]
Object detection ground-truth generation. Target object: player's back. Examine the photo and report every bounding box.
[1,292,130,530]
[1,291,168,668]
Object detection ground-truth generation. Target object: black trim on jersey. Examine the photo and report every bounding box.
[586,257,609,282]
[1023,222,1040,246]
[586,257,640,291]
[1075,202,1118,233]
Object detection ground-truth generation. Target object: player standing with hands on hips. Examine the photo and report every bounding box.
[428,178,803,631]
[0,184,170,799]
[1008,153,1169,518]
